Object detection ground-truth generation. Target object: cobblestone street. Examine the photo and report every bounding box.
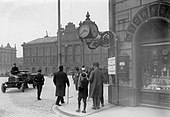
[1,76,170,117]
[0,76,61,117]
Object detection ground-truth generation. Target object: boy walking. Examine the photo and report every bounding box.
[76,73,89,113]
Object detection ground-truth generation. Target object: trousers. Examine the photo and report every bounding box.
[37,85,43,99]
[56,96,64,104]
[92,97,100,109]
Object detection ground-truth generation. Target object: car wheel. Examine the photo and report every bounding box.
[1,84,6,93]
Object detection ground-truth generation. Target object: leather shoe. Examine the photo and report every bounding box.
[56,104,62,106]
[76,109,80,112]
[96,107,100,109]
[82,110,86,113]
[61,102,65,104]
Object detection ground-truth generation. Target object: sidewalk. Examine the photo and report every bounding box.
[51,77,170,117]
[52,83,114,117]
[52,96,170,117]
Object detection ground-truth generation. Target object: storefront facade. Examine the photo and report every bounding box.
[108,0,170,108]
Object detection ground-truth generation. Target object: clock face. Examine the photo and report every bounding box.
[78,25,90,38]
[90,23,98,38]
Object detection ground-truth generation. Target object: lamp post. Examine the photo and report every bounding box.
[78,12,119,105]
[57,0,61,68]
[115,36,119,106]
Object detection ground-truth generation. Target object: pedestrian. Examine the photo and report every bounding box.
[78,66,87,89]
[73,67,80,91]
[89,62,105,109]
[53,66,70,106]
[76,72,89,113]
[34,69,45,100]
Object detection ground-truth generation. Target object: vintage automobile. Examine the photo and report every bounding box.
[1,70,36,93]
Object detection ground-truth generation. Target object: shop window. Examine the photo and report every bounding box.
[141,45,170,91]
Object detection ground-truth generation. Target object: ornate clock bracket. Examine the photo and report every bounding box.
[78,12,117,50]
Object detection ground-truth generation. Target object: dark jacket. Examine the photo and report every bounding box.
[53,71,70,97]
[78,78,89,98]
[34,73,45,85]
[11,66,19,75]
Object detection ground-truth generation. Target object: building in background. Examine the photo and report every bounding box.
[22,22,108,75]
[108,0,170,108]
[0,43,16,76]
[16,57,23,70]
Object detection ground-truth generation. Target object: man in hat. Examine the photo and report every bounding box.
[53,66,70,106]
[34,69,45,100]
[11,63,19,75]
[89,62,105,109]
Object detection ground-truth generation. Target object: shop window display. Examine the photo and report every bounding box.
[141,45,170,91]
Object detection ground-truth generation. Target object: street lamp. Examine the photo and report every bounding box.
[78,12,119,105]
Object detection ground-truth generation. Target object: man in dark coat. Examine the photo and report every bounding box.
[11,63,19,75]
[89,62,105,109]
[53,66,70,106]
[34,69,45,100]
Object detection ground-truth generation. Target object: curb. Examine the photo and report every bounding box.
[52,104,116,117]
[52,105,80,117]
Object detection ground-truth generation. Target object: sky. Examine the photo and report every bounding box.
[0,0,109,57]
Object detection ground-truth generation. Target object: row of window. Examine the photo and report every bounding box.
[0,53,15,63]
[25,53,108,67]
[24,56,57,65]
[24,44,108,57]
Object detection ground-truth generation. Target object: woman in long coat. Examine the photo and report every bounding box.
[53,66,70,106]
[89,62,105,109]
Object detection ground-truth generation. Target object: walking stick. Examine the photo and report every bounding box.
[67,86,69,104]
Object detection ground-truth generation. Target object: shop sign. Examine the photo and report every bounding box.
[108,57,116,74]
[125,2,170,41]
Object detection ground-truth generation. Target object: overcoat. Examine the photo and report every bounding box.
[53,71,70,97]
[89,68,105,98]
[78,77,89,98]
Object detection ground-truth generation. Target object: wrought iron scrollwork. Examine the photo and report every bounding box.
[99,31,114,47]
[86,31,115,49]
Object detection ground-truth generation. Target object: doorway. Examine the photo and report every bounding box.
[135,18,170,107]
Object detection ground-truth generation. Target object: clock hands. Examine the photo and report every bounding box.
[80,29,88,35]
